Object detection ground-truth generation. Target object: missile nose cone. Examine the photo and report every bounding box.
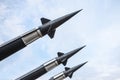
[77,61,88,67]
[57,45,86,66]
[64,61,87,78]
[71,61,88,72]
[80,61,88,67]
[71,9,83,15]
[68,9,83,16]
[58,9,83,23]
[68,45,86,58]
[49,9,83,31]
[75,45,86,52]
[75,61,88,69]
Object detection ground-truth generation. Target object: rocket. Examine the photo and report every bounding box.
[15,46,85,80]
[0,9,82,61]
[49,61,88,80]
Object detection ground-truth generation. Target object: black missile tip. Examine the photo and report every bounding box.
[76,61,88,69]
[84,61,88,64]
[75,9,83,13]
[81,61,88,66]
[79,9,83,11]
[78,61,88,67]
[71,9,83,16]
[77,45,86,50]
[82,45,86,48]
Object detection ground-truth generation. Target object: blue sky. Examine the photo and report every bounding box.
[0,0,120,80]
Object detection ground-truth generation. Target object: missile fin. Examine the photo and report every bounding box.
[62,58,67,66]
[41,18,50,24]
[65,67,70,71]
[48,29,56,38]
[57,52,64,57]
[68,72,73,78]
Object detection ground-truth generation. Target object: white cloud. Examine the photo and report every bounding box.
[0,3,8,17]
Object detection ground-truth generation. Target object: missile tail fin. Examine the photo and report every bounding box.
[65,67,73,78]
[57,52,67,65]
[41,18,51,24]
[62,58,67,66]
[68,72,73,78]
[57,52,64,57]
[65,67,70,71]
[48,29,56,38]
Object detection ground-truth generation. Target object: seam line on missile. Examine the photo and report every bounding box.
[44,58,59,71]
[37,29,42,37]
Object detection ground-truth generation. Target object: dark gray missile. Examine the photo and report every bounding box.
[49,61,88,80]
[15,46,85,80]
[0,9,82,61]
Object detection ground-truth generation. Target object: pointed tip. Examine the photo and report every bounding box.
[79,45,86,49]
[75,45,86,52]
[83,45,86,47]
[82,61,88,65]
[75,9,83,13]
[47,9,83,31]
[66,61,87,78]
[70,9,83,16]
[73,61,88,71]
[64,45,86,60]
[77,61,88,68]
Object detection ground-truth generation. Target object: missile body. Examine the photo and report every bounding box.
[15,46,85,80]
[0,9,82,61]
[49,61,88,80]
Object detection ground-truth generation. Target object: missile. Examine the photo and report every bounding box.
[15,46,85,80]
[0,9,82,61]
[49,61,88,80]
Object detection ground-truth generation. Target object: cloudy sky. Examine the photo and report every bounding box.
[0,0,120,80]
